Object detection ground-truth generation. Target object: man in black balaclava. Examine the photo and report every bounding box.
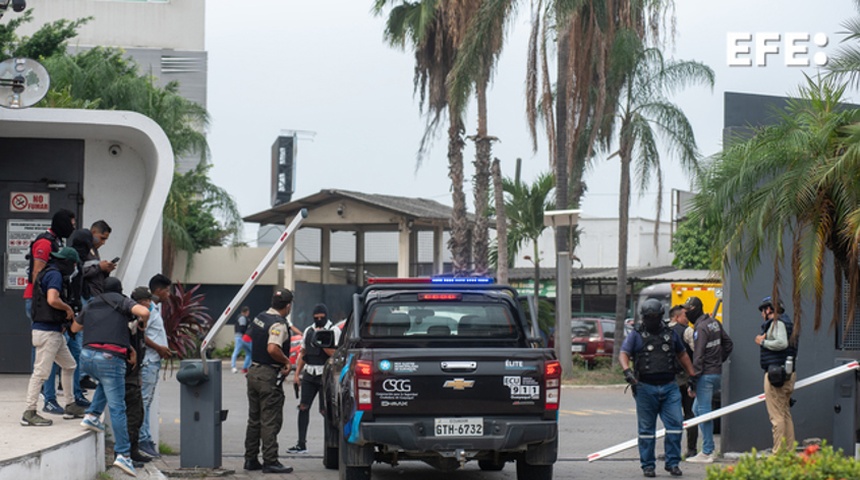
[619,299,695,478]
[288,303,341,454]
[25,209,76,322]
[684,296,704,325]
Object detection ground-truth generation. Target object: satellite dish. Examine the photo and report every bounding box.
[0,58,50,109]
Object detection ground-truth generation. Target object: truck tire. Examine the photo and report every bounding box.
[478,459,505,471]
[516,460,552,480]
[338,428,371,480]
[323,414,339,470]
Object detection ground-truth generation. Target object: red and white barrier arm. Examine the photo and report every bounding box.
[199,208,308,375]
[587,360,860,462]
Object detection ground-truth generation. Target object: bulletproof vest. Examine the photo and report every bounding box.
[249,312,286,365]
[234,316,248,335]
[759,316,798,370]
[26,231,61,283]
[635,326,677,376]
[81,292,133,350]
[31,267,68,324]
[302,326,328,366]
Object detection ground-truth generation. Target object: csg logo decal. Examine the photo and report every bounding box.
[382,378,411,393]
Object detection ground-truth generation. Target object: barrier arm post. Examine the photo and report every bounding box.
[198,208,308,377]
[587,361,860,462]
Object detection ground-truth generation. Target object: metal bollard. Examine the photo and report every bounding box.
[177,359,227,468]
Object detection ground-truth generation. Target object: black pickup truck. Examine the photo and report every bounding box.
[315,278,560,480]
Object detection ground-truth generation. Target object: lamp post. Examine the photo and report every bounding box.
[544,209,580,380]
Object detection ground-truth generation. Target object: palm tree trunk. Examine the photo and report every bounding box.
[554,15,571,256]
[473,77,491,276]
[447,107,469,274]
[492,158,508,284]
[162,235,175,279]
[533,238,541,317]
[613,140,632,367]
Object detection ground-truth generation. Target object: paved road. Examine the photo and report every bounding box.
[155,362,723,479]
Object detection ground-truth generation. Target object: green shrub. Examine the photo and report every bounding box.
[211,342,235,359]
[706,443,860,480]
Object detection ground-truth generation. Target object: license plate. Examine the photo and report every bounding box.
[434,417,483,437]
[572,344,585,352]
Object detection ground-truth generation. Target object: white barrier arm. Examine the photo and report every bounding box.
[199,209,308,376]
[587,361,860,462]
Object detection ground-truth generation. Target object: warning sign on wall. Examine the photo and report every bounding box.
[9,192,50,213]
[6,219,52,289]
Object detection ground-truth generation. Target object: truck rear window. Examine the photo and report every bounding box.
[362,303,517,338]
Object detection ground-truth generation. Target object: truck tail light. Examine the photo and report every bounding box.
[544,359,561,411]
[355,360,373,411]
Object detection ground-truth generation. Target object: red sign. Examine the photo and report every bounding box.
[9,192,50,213]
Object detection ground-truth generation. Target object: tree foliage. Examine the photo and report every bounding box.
[671,219,715,270]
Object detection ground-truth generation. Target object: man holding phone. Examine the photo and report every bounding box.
[82,220,116,300]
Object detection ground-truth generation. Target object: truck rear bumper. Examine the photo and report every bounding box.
[359,416,557,453]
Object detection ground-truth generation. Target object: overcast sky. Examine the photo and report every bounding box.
[205,1,858,243]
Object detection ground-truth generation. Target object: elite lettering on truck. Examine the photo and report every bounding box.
[311,277,559,480]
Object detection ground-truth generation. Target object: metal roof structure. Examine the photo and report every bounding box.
[508,266,719,283]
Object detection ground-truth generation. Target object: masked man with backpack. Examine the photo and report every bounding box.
[620,299,695,478]
[756,296,798,453]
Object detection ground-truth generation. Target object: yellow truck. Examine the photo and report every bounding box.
[637,281,723,322]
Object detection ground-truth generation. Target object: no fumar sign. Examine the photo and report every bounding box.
[9,192,50,213]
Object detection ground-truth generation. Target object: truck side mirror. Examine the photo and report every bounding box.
[311,329,335,349]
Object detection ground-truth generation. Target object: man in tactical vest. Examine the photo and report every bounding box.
[22,246,87,427]
[620,299,695,478]
[243,289,295,474]
[288,303,341,454]
[755,296,798,453]
[24,209,76,321]
[668,304,698,458]
[72,277,150,477]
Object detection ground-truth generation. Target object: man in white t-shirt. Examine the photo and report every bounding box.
[139,274,172,458]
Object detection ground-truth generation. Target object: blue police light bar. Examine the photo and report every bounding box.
[430,277,494,284]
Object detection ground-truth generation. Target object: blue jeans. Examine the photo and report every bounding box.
[635,381,683,470]
[43,331,83,403]
[694,374,721,455]
[140,360,161,444]
[80,348,130,456]
[231,334,252,370]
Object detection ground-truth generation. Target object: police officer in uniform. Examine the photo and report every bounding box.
[243,289,295,474]
[755,296,798,453]
[620,299,695,478]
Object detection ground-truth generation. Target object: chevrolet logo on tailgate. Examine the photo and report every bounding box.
[443,378,475,390]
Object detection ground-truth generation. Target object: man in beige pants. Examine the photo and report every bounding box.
[22,247,86,426]
[755,296,797,453]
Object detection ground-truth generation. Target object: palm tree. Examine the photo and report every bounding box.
[827,2,860,88]
[491,158,509,283]
[374,0,481,274]
[608,45,713,362]
[692,75,860,333]
[502,172,555,304]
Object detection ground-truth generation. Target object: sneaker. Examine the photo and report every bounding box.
[139,440,160,458]
[685,451,714,464]
[643,467,656,478]
[665,465,683,476]
[113,454,137,477]
[131,450,152,463]
[42,399,64,415]
[75,396,91,408]
[684,450,698,459]
[286,443,307,454]
[63,402,86,419]
[242,368,248,374]
[81,414,105,432]
[21,410,53,426]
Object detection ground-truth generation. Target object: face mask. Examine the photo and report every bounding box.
[58,260,77,278]
[314,318,327,328]
[685,307,702,324]
[643,314,662,333]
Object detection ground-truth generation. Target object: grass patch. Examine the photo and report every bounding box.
[159,441,176,455]
[565,355,626,385]
[97,472,112,480]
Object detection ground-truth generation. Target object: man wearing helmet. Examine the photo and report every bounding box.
[684,296,733,464]
[620,299,695,478]
[756,296,797,453]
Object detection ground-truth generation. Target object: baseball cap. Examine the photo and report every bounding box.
[131,286,156,301]
[683,296,703,310]
[51,246,80,263]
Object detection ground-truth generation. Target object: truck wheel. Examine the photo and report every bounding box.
[478,459,505,471]
[339,429,371,480]
[516,460,552,480]
[323,414,339,470]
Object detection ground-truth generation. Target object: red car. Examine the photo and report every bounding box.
[570,317,616,365]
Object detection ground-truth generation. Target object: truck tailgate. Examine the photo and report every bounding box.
[364,348,556,416]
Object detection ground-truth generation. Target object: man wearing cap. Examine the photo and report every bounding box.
[684,296,733,464]
[288,303,341,454]
[756,296,798,453]
[22,246,87,427]
[243,289,295,474]
[72,277,150,477]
